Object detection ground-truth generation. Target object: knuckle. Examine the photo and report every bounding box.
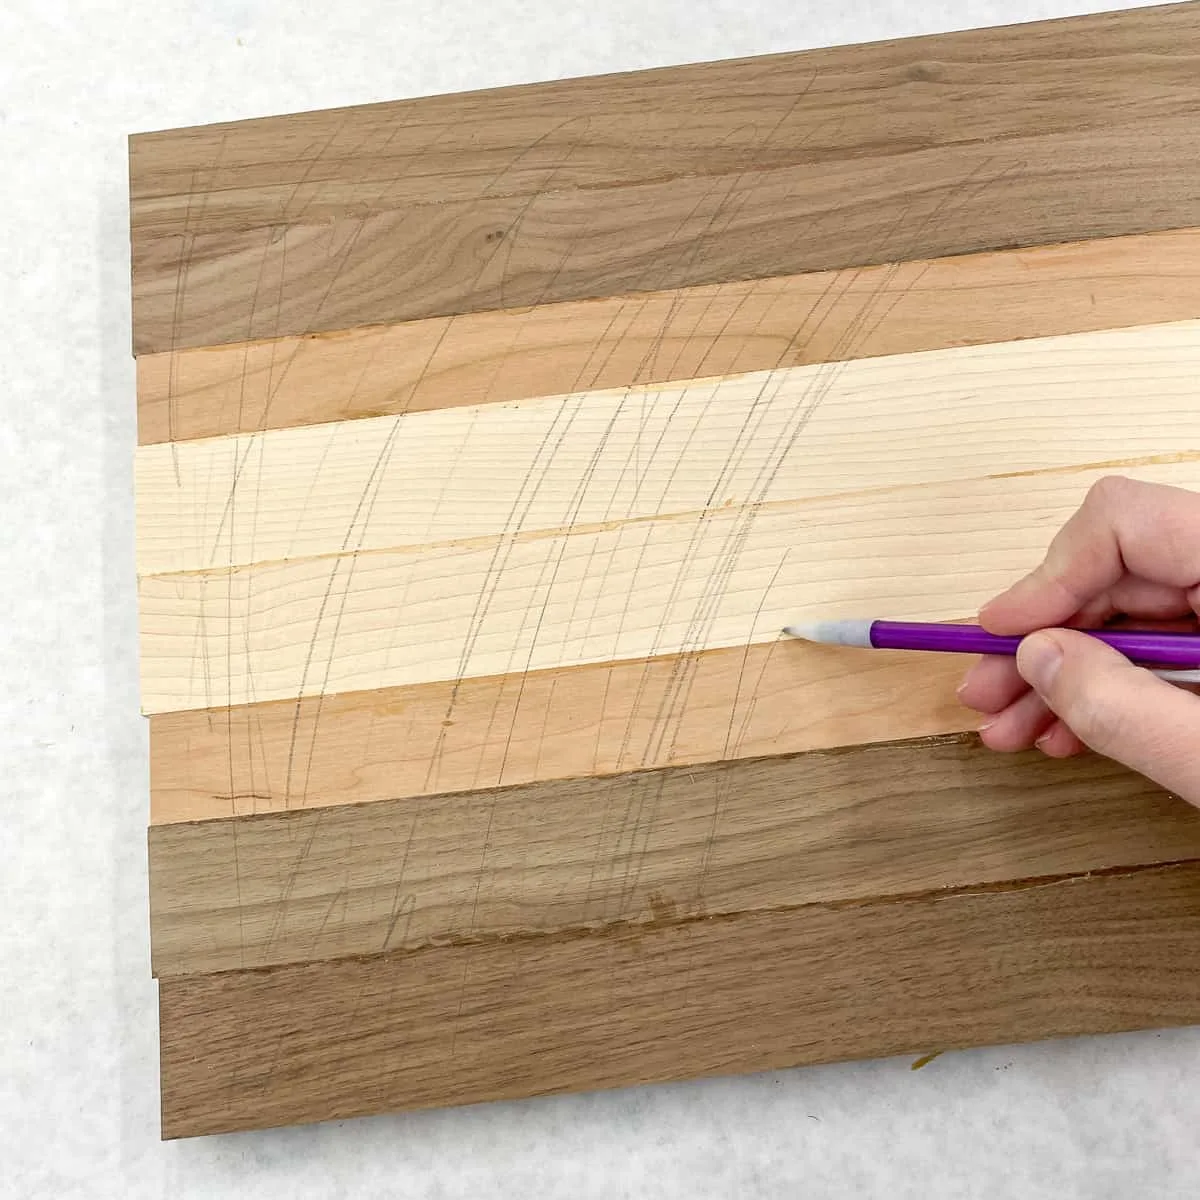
[1085,474,1142,513]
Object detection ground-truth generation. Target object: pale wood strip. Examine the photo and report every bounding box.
[135,320,1200,576]
[148,641,970,824]
[136,460,1200,715]
[130,114,1200,353]
[135,229,1200,446]
[158,860,1200,1137]
[129,5,1200,233]
[149,737,1200,976]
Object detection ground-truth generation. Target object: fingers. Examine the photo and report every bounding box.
[961,669,1087,756]
[960,659,1085,755]
[958,655,1026,714]
[1016,628,1200,803]
[1072,578,1195,628]
[1032,719,1086,759]
[977,687,1056,752]
[980,478,1200,636]
[960,656,1055,752]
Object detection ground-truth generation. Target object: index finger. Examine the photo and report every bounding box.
[980,476,1200,635]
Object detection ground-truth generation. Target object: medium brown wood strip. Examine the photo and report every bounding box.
[128,4,1200,233]
[149,643,971,825]
[158,859,1200,1137]
[135,228,1200,445]
[130,113,1200,353]
[148,736,1200,977]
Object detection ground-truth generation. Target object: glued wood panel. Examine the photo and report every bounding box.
[131,2,1200,1137]
[134,228,1200,445]
[159,860,1200,1138]
[129,4,1200,352]
[137,459,1200,715]
[134,321,1200,575]
[149,738,1200,976]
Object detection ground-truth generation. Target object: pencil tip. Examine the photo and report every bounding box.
[781,619,874,647]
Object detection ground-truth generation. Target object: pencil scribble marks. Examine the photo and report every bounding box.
[136,3,1200,1136]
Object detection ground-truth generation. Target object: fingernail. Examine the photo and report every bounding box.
[955,682,968,698]
[1034,731,1052,750]
[978,719,995,733]
[1016,632,1064,693]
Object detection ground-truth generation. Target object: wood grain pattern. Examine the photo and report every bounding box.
[136,459,1200,715]
[130,118,1200,355]
[129,4,1200,352]
[159,859,1200,1137]
[134,228,1200,445]
[149,737,1200,976]
[129,4,1200,233]
[148,642,972,824]
[134,320,1200,575]
[132,4,1200,1137]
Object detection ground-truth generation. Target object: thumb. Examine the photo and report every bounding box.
[1016,629,1200,803]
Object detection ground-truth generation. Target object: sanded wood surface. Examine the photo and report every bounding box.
[129,4,1200,230]
[134,320,1200,575]
[132,2,1200,1138]
[137,458,1200,715]
[129,4,1200,353]
[135,228,1200,445]
[150,738,1200,976]
[159,860,1200,1137]
[149,642,972,824]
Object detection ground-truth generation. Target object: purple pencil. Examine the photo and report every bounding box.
[782,619,1200,682]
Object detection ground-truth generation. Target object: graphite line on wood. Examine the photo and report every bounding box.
[134,319,1200,576]
[148,736,1200,976]
[135,459,1200,715]
[135,228,1200,445]
[148,641,973,825]
[158,859,1200,1137]
[128,4,1200,235]
[130,112,1200,353]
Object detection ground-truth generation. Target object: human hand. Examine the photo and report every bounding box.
[958,476,1200,802]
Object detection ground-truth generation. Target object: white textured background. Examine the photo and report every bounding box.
[1,1,1194,1195]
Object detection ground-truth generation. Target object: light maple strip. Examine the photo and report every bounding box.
[135,319,1200,575]
[137,459,1200,715]
[134,228,1200,445]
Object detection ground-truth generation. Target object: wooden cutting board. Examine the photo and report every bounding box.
[130,1,1200,1138]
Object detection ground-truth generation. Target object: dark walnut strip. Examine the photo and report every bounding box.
[129,3,1200,352]
[159,859,1200,1137]
[149,734,1200,976]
